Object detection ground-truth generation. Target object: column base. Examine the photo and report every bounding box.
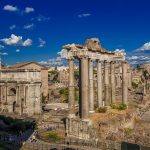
[89,110,95,113]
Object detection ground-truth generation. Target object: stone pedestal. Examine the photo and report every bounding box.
[66,117,93,140]
[97,60,103,107]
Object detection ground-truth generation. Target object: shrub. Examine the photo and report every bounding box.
[117,104,127,110]
[59,88,68,96]
[123,128,133,134]
[110,103,118,109]
[96,107,107,113]
[132,82,138,89]
[48,70,59,75]
[110,103,127,110]
[48,131,60,142]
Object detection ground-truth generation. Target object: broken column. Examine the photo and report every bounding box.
[122,61,128,105]
[97,60,103,107]
[80,56,89,119]
[89,59,94,113]
[110,61,116,104]
[104,60,110,106]
[68,57,75,117]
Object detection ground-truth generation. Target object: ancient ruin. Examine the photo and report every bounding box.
[0,68,41,115]
[59,38,131,139]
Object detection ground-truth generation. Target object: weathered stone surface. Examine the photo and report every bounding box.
[85,38,107,52]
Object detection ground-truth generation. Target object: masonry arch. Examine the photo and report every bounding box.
[8,88,16,96]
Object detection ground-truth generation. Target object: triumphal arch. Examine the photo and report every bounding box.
[59,38,130,139]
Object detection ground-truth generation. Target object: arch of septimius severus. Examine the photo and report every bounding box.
[59,38,131,139]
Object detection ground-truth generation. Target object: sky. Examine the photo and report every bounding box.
[0,0,150,65]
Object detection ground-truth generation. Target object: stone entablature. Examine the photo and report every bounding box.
[0,69,41,82]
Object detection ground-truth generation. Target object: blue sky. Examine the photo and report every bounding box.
[0,0,150,65]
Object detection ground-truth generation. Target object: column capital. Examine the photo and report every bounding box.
[88,58,94,62]
[104,60,111,64]
[78,55,89,60]
[122,60,128,64]
[68,57,75,61]
[96,59,102,63]
[110,60,116,64]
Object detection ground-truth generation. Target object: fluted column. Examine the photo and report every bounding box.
[104,60,110,106]
[89,59,94,113]
[68,58,75,117]
[110,61,116,104]
[97,60,103,107]
[122,61,128,105]
[80,56,89,119]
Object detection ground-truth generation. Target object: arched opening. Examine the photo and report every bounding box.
[9,88,16,96]
[13,101,16,112]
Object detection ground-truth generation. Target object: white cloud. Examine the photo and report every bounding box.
[0,45,5,49]
[39,57,66,66]
[38,38,46,47]
[24,23,34,29]
[22,39,32,47]
[1,34,22,46]
[9,25,16,30]
[3,5,18,12]
[127,55,139,60]
[78,13,91,18]
[0,52,8,56]
[25,7,34,13]
[38,61,48,65]
[31,14,50,22]
[135,42,150,52]
[114,48,125,53]
[16,49,20,52]
[0,34,32,47]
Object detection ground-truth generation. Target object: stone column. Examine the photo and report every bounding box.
[80,56,89,119]
[122,61,128,105]
[68,57,75,117]
[110,61,116,104]
[5,83,7,103]
[97,60,103,107]
[89,59,94,113]
[128,71,132,88]
[16,85,19,104]
[104,60,110,106]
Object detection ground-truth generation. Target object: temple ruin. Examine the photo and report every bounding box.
[59,38,131,139]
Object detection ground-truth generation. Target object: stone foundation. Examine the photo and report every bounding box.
[66,117,97,140]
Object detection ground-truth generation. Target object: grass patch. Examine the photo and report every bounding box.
[110,103,127,110]
[123,128,134,134]
[39,131,61,143]
[96,107,107,113]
